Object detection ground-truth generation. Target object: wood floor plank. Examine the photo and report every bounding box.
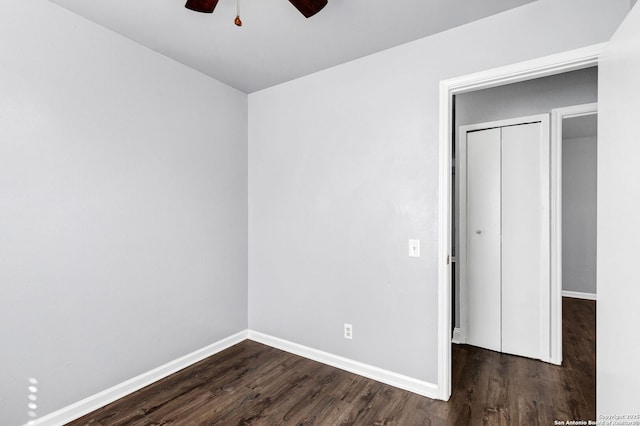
[68,297,595,425]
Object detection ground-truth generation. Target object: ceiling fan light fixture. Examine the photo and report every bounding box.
[234,0,242,26]
[185,0,219,13]
[289,0,328,18]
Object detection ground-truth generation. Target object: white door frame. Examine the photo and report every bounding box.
[458,114,551,361]
[437,43,605,401]
[549,102,598,365]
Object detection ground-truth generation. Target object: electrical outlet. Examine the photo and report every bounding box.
[344,323,353,340]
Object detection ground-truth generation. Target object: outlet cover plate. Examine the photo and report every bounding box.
[344,323,353,339]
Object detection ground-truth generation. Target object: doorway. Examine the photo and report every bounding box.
[453,69,597,367]
[551,104,598,362]
[437,44,604,400]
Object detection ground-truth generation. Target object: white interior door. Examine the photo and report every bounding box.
[465,128,502,352]
[460,115,550,361]
[501,122,549,360]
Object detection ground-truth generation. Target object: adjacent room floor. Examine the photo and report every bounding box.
[68,298,595,425]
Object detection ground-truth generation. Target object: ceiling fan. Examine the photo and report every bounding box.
[184,0,328,21]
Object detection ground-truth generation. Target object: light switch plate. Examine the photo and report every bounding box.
[409,239,420,257]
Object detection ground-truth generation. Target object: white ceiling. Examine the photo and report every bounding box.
[49,0,536,93]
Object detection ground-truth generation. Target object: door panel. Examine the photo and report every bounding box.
[465,128,502,352]
[501,122,549,360]
[461,117,550,360]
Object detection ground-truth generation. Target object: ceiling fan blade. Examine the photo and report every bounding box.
[289,0,328,18]
[185,0,219,13]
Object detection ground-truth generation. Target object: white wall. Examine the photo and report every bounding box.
[563,133,597,295]
[0,2,247,425]
[597,1,640,415]
[249,0,629,386]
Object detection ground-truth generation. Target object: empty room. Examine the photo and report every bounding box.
[1,0,639,425]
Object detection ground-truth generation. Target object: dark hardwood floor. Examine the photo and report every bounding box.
[67,298,595,425]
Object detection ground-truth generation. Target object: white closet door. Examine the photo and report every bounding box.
[501,122,549,360]
[465,128,502,352]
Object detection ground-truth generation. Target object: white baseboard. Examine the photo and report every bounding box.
[29,329,441,425]
[247,330,440,400]
[28,330,249,426]
[452,328,465,344]
[562,290,597,301]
